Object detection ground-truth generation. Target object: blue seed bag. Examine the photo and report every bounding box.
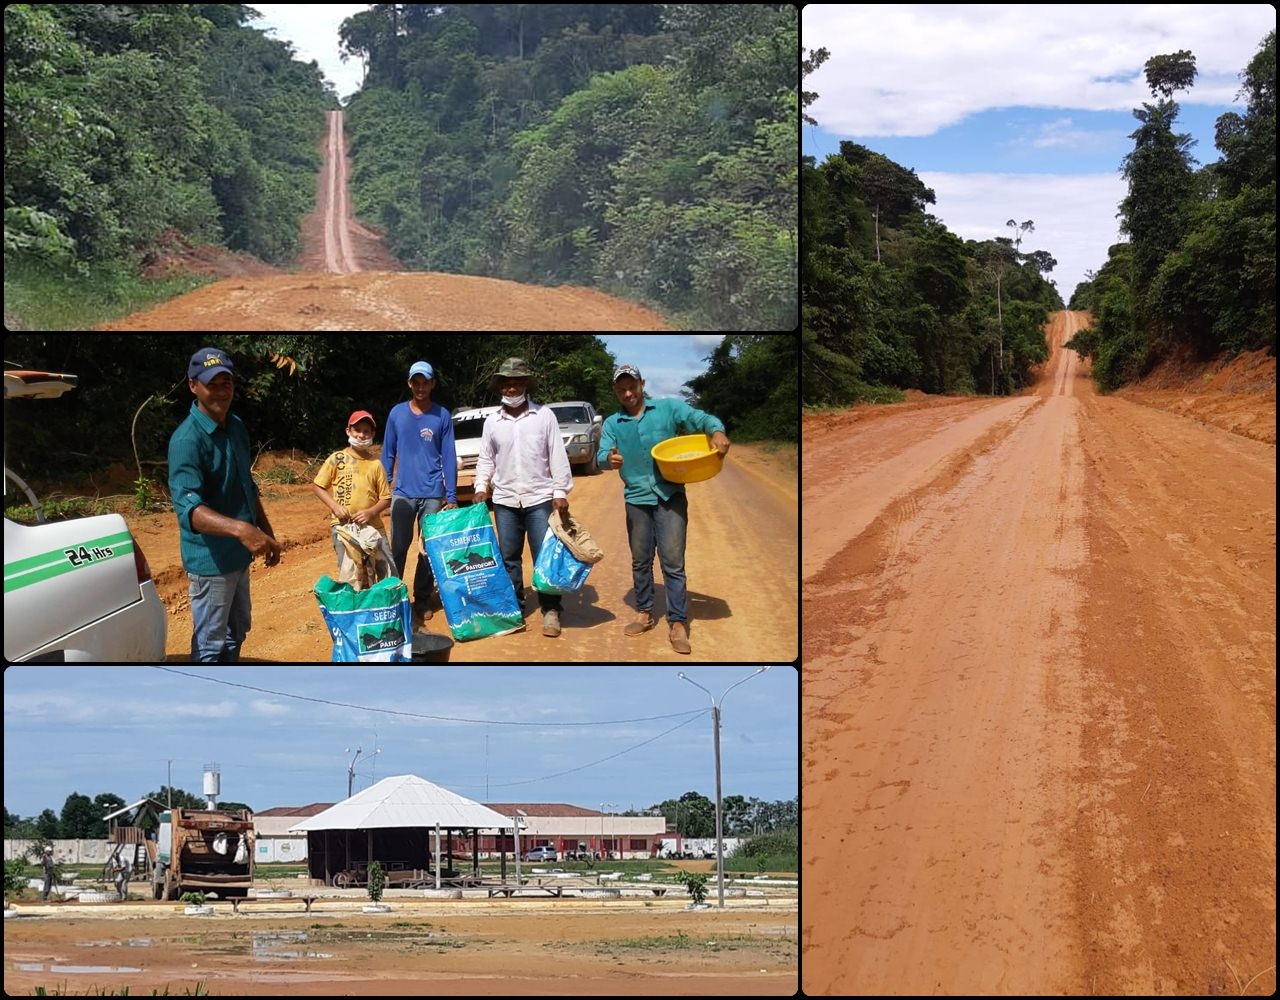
[313,575,412,662]
[532,526,592,594]
[421,504,524,641]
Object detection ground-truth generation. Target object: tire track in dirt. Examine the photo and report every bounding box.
[804,389,1087,996]
[802,311,1276,995]
[323,110,358,275]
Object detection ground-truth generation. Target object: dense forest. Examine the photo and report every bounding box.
[1066,31,1276,390]
[2,334,796,505]
[338,3,797,331]
[801,50,1062,406]
[4,4,331,270]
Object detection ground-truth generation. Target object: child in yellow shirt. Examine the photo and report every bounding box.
[312,411,393,577]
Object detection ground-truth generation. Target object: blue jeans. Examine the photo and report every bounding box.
[491,501,562,613]
[188,567,252,663]
[390,495,443,606]
[625,493,688,624]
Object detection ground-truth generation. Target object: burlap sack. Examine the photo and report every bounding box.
[550,510,605,564]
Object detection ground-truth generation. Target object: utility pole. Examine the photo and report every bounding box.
[677,668,772,908]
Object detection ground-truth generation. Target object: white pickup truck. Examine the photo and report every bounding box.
[4,370,167,662]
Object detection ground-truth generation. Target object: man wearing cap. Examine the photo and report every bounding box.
[596,363,730,655]
[382,361,458,627]
[169,347,281,664]
[473,358,573,637]
[312,411,393,576]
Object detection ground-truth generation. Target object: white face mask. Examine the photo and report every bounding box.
[502,394,526,408]
[348,435,373,450]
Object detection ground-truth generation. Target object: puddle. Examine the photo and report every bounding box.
[16,964,141,974]
[251,930,333,962]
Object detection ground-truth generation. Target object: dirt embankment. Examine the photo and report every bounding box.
[134,442,796,664]
[803,311,1275,995]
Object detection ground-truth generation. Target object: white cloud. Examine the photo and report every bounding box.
[253,4,371,100]
[919,170,1129,298]
[804,4,1275,137]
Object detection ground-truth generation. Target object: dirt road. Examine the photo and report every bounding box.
[322,110,359,275]
[3,895,797,995]
[802,312,1276,995]
[135,443,796,663]
[95,111,673,330]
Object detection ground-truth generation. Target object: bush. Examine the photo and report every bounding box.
[367,861,386,903]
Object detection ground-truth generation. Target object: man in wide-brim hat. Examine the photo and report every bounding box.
[473,358,573,638]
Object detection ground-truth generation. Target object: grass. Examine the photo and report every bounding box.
[3,258,211,331]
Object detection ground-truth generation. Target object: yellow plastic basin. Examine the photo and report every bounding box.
[650,434,724,484]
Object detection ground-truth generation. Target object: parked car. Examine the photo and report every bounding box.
[523,845,557,862]
[4,369,167,662]
[450,405,501,503]
[546,401,603,474]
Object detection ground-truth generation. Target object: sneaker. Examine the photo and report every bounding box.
[624,611,657,637]
[542,609,561,638]
[669,621,691,655]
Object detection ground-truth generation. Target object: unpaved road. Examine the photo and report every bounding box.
[96,111,672,331]
[802,312,1276,995]
[322,109,359,275]
[131,443,796,663]
[3,894,797,996]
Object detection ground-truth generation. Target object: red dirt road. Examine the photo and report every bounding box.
[130,443,797,664]
[802,312,1276,995]
[95,111,672,331]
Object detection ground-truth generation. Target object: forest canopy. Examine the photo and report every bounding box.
[1067,31,1276,390]
[338,3,798,331]
[802,139,1062,406]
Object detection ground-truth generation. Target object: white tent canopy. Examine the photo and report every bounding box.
[288,774,510,833]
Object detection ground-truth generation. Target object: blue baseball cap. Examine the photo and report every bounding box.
[188,347,234,384]
[408,361,436,380]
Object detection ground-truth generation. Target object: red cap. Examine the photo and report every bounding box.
[347,410,376,429]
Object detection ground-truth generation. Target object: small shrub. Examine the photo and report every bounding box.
[367,861,386,903]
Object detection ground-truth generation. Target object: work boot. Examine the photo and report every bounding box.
[669,621,691,655]
[624,611,657,637]
[542,609,561,638]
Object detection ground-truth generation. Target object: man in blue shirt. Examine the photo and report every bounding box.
[168,347,280,663]
[596,363,730,655]
[382,360,458,628]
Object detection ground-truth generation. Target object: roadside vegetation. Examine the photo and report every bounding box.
[3,5,332,330]
[340,4,796,331]
[801,51,1060,407]
[1066,31,1276,391]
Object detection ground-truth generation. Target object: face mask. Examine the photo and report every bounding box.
[502,394,526,408]
[348,435,373,449]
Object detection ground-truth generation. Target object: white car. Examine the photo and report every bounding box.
[450,405,501,502]
[4,370,167,662]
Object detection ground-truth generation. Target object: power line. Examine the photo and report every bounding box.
[151,666,707,727]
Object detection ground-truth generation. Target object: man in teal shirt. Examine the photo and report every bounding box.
[596,363,730,654]
[169,347,280,663]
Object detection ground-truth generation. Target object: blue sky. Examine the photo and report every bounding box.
[3,665,796,820]
[599,335,726,401]
[803,4,1276,300]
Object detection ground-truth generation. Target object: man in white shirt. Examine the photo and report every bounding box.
[473,358,573,637]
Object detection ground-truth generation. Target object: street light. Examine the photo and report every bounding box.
[600,802,616,860]
[345,746,380,798]
[678,667,771,908]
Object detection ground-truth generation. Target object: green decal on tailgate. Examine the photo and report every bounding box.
[4,530,135,593]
